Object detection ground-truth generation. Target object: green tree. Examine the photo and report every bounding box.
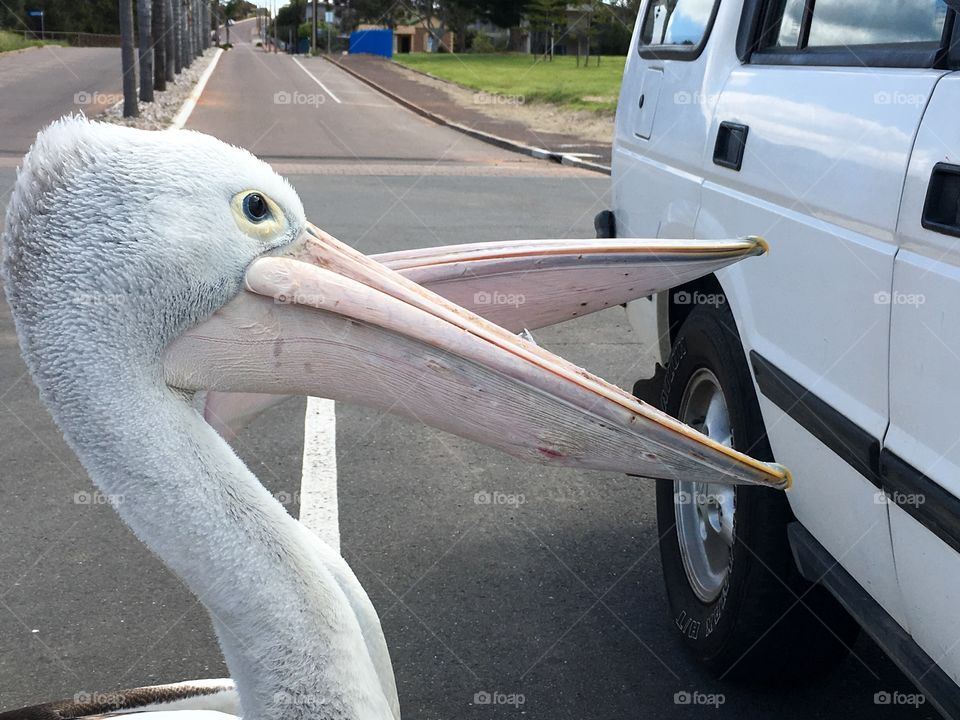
[527,0,564,59]
[477,0,528,28]
[275,0,304,28]
[224,0,256,20]
[30,0,121,34]
[0,0,25,31]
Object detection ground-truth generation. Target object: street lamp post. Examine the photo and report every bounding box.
[327,2,332,53]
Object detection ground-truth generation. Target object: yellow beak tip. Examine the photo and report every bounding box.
[770,462,793,490]
[749,235,770,255]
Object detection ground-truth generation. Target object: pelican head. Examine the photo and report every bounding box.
[2,116,787,720]
[4,116,305,373]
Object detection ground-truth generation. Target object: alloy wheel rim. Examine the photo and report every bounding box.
[674,368,736,603]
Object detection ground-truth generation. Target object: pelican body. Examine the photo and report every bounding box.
[1,117,788,719]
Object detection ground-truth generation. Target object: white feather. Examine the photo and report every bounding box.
[1,117,400,720]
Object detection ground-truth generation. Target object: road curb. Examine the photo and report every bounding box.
[322,55,611,176]
[170,47,224,129]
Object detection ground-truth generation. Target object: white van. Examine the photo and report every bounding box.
[607,1,960,715]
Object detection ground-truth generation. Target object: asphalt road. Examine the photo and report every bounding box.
[0,45,122,155]
[0,24,938,720]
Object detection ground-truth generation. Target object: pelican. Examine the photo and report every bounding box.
[0,116,789,719]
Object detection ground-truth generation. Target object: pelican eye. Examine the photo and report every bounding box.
[231,190,284,239]
[243,193,270,223]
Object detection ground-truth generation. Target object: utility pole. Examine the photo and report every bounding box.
[184,0,193,65]
[152,0,165,91]
[164,0,175,80]
[194,0,202,56]
[312,0,317,55]
[203,0,210,50]
[119,0,138,117]
[136,0,154,102]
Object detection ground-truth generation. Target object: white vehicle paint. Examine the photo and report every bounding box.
[613,0,960,701]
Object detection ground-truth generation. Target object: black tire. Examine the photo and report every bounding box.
[654,302,859,682]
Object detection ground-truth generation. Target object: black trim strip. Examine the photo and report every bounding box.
[749,353,960,559]
[750,43,942,68]
[880,449,960,557]
[789,523,960,719]
[749,351,881,486]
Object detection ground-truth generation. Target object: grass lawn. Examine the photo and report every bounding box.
[393,53,625,113]
[0,30,61,53]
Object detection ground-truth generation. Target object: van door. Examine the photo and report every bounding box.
[695,0,953,630]
[611,0,728,239]
[887,66,960,684]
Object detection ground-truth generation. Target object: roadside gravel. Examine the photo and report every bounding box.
[100,48,217,130]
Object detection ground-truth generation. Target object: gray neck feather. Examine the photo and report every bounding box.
[47,360,392,719]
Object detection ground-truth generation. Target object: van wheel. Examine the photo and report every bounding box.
[655,303,859,682]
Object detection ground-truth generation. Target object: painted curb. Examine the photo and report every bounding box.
[170,47,224,130]
[323,55,611,176]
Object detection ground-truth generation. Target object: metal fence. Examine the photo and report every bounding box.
[17,30,123,47]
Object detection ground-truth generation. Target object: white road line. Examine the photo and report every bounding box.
[299,397,340,552]
[292,56,342,104]
[169,48,225,129]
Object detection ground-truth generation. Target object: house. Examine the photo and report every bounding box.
[357,19,455,53]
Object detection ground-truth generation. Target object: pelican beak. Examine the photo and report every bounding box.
[165,225,789,489]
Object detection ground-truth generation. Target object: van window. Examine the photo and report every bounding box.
[752,0,953,67]
[807,0,948,47]
[640,0,719,49]
[769,0,805,48]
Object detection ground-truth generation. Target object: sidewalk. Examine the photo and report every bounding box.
[327,54,612,172]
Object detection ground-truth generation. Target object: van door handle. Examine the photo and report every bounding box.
[713,122,749,171]
[922,163,960,238]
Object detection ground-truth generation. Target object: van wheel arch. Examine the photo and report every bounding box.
[654,296,860,680]
[667,273,727,346]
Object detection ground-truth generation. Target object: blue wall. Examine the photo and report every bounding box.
[349,28,393,58]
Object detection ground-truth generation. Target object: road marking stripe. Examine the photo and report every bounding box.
[292,57,342,104]
[170,48,225,130]
[299,397,340,552]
